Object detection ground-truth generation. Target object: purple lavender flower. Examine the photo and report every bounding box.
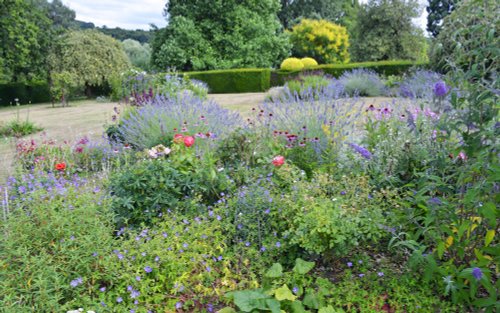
[472,267,482,280]
[348,143,372,160]
[433,81,449,97]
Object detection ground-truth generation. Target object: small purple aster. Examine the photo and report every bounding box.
[275,241,281,248]
[292,286,299,294]
[347,262,353,267]
[135,276,141,281]
[117,297,123,303]
[100,287,106,292]
[144,266,152,273]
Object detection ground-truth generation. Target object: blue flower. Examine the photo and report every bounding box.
[472,267,482,280]
[348,143,372,160]
[433,81,448,97]
[347,262,353,267]
[70,277,83,288]
[144,266,153,273]
[117,297,123,303]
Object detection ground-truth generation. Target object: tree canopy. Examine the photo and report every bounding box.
[151,0,290,71]
[426,0,459,37]
[350,0,428,62]
[49,30,130,92]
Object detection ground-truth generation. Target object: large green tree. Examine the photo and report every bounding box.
[49,30,130,102]
[350,0,428,62]
[122,39,151,70]
[151,0,290,71]
[278,0,360,31]
[426,0,459,37]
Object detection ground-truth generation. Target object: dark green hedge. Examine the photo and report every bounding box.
[185,68,271,93]
[0,82,51,106]
[271,60,428,87]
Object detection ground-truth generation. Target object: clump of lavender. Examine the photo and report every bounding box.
[118,93,242,150]
[398,70,444,99]
[433,80,449,98]
[338,69,387,97]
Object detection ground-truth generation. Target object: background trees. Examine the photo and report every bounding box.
[122,39,151,70]
[350,0,428,62]
[151,0,290,71]
[426,0,459,37]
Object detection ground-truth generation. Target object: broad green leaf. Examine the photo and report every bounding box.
[275,285,297,301]
[484,230,495,247]
[231,290,270,312]
[265,263,283,278]
[218,308,237,313]
[318,306,337,313]
[293,258,315,275]
[290,300,307,313]
[266,299,281,313]
[303,291,319,309]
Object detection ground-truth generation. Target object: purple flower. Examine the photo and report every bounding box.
[433,81,448,97]
[347,262,353,267]
[100,287,106,292]
[359,273,365,278]
[135,276,141,281]
[292,286,299,294]
[377,272,384,277]
[348,143,372,160]
[472,267,482,280]
[275,241,281,248]
[130,289,140,299]
[70,277,83,288]
[175,302,183,309]
[144,266,153,273]
[117,297,123,303]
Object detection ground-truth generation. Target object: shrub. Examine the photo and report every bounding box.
[290,19,349,64]
[338,69,386,97]
[301,57,318,68]
[397,70,445,100]
[184,68,271,93]
[0,81,51,106]
[283,73,331,100]
[0,178,115,312]
[117,93,242,151]
[280,58,304,71]
[109,144,229,227]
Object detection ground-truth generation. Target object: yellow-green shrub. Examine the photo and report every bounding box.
[290,19,349,64]
[301,57,318,68]
[280,57,304,71]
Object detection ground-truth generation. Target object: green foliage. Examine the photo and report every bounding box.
[186,68,271,93]
[0,81,51,106]
[152,0,290,71]
[109,146,227,228]
[122,39,151,70]
[285,74,330,98]
[0,120,43,138]
[278,0,360,31]
[271,60,427,86]
[339,69,386,97]
[0,183,116,311]
[280,58,305,71]
[289,19,350,64]
[284,174,391,255]
[351,0,428,62]
[426,0,459,37]
[48,30,130,100]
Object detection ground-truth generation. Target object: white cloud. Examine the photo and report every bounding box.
[63,0,167,30]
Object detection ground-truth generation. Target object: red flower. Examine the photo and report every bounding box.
[55,162,66,171]
[272,155,285,167]
[184,136,195,147]
[173,133,184,143]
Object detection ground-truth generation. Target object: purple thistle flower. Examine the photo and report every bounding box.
[472,267,482,280]
[348,143,372,160]
[433,81,449,97]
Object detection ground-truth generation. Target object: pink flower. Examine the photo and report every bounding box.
[184,136,195,147]
[458,151,467,161]
[272,155,285,167]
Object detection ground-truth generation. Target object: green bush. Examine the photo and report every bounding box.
[280,58,305,71]
[0,81,51,106]
[185,68,271,93]
[0,183,116,312]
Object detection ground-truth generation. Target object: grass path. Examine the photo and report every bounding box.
[0,94,406,182]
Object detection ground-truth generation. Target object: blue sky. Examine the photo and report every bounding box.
[63,0,428,32]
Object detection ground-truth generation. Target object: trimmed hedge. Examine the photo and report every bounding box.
[184,68,271,93]
[0,82,51,106]
[271,60,428,87]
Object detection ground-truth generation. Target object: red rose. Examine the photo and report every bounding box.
[272,155,285,167]
[184,136,195,147]
[173,133,184,143]
[55,162,66,171]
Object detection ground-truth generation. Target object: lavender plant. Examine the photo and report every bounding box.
[338,69,387,97]
[117,93,242,151]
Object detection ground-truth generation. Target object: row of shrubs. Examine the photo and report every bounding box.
[0,82,51,106]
